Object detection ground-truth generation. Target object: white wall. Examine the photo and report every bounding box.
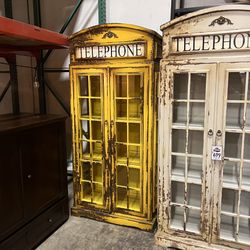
[106,0,171,34]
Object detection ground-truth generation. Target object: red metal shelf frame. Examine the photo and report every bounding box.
[0,16,69,57]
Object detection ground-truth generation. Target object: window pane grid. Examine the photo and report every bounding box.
[221,71,250,243]
[170,71,206,234]
[115,73,142,213]
[80,161,103,205]
[77,74,104,206]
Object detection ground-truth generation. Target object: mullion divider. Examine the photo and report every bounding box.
[183,72,191,231]
[235,71,249,241]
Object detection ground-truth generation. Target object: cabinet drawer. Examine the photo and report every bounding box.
[0,198,69,250]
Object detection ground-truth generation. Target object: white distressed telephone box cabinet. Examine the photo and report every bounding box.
[156,5,250,250]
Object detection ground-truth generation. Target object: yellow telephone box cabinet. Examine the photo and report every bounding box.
[69,24,161,230]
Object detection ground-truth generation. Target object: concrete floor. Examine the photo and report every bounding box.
[36,182,168,250]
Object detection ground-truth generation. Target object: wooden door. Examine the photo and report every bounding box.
[212,63,250,248]
[73,69,109,210]
[160,63,217,240]
[110,67,148,217]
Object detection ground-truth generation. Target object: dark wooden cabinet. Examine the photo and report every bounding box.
[0,114,69,250]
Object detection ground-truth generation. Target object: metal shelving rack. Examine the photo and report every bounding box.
[0,0,107,116]
[171,0,250,20]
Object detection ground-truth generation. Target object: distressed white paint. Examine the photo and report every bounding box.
[157,5,250,250]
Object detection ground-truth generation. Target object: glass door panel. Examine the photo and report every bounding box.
[169,65,214,236]
[77,72,105,207]
[112,69,145,214]
[220,67,250,244]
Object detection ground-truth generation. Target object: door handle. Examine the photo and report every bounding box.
[208,129,213,137]
[216,130,222,137]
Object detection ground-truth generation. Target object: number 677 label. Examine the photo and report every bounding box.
[212,146,223,161]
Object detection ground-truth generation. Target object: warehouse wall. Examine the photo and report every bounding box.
[0,0,238,161]
[0,0,170,163]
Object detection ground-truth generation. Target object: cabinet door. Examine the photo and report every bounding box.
[21,122,65,217]
[0,134,24,240]
[73,69,109,210]
[214,63,250,247]
[110,68,148,217]
[162,64,217,240]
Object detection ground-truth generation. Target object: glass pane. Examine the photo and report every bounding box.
[91,99,101,117]
[248,75,250,100]
[116,123,127,142]
[170,206,184,230]
[190,73,206,100]
[82,141,90,158]
[93,163,102,183]
[129,189,140,211]
[188,157,202,182]
[240,191,250,216]
[225,132,242,158]
[116,187,127,209]
[226,103,244,128]
[117,165,127,186]
[129,99,140,118]
[188,130,203,155]
[129,123,140,144]
[117,144,127,160]
[116,100,127,118]
[79,76,88,96]
[79,99,89,116]
[189,103,205,126]
[129,75,140,97]
[92,121,101,141]
[223,161,240,187]
[172,129,186,153]
[173,102,187,124]
[242,162,250,189]
[220,214,236,241]
[239,218,250,244]
[171,181,184,204]
[92,142,102,156]
[171,155,185,179]
[228,72,246,100]
[186,208,201,233]
[90,75,100,97]
[129,168,140,189]
[244,134,250,159]
[187,184,201,207]
[129,145,140,163]
[116,75,127,97]
[81,120,89,140]
[246,104,250,128]
[82,162,91,181]
[221,189,238,214]
[82,182,91,201]
[93,183,102,204]
[173,73,188,99]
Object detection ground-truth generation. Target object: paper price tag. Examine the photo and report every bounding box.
[212,146,222,161]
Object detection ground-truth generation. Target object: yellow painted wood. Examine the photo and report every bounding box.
[69,24,161,230]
